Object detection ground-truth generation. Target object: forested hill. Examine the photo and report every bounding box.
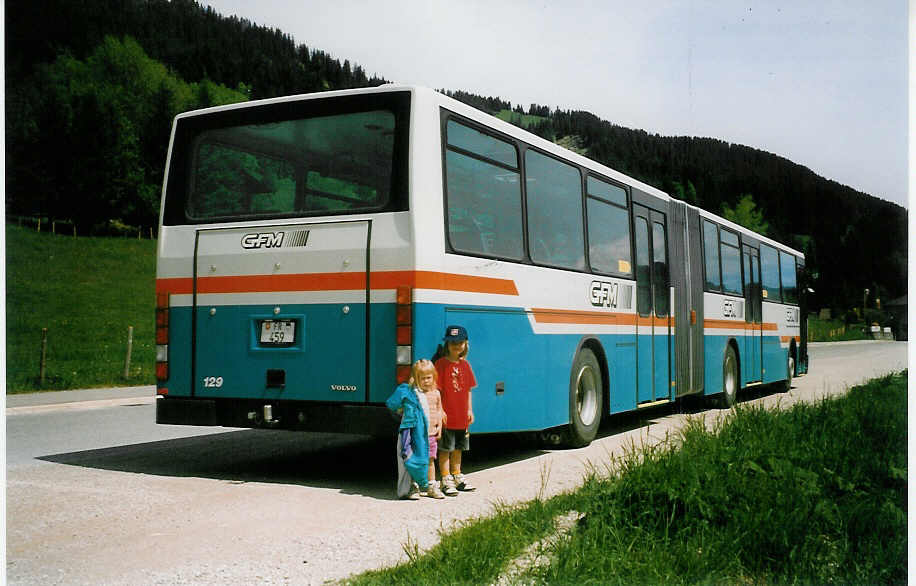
[7,0,388,97]
[6,0,906,311]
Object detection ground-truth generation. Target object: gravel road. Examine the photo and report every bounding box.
[5,340,907,584]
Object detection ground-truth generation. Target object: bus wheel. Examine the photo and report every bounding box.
[719,345,738,408]
[565,348,603,448]
[782,350,795,392]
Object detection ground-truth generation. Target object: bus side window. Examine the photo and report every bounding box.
[652,221,669,317]
[760,245,782,302]
[586,176,632,277]
[635,217,651,316]
[525,150,585,271]
[780,251,798,304]
[720,229,743,295]
[444,121,523,260]
[702,220,721,291]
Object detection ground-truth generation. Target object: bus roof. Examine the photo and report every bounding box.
[173,83,418,121]
[174,84,803,259]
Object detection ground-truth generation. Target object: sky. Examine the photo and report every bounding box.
[203,1,908,208]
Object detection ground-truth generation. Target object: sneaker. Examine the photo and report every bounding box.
[440,476,459,496]
[406,482,421,500]
[454,473,476,492]
[425,482,445,499]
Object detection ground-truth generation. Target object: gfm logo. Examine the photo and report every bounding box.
[590,280,620,308]
[241,232,284,249]
[240,230,310,249]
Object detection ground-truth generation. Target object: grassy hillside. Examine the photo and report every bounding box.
[494,109,548,129]
[6,224,157,392]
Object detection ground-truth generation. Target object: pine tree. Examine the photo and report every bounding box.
[721,194,769,236]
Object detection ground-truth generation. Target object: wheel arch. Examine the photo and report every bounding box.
[715,338,742,408]
[726,337,741,384]
[573,336,610,421]
[788,339,797,376]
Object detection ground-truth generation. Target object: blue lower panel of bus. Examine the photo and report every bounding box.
[195,303,372,402]
[411,305,673,433]
[704,334,788,393]
[165,301,680,433]
[165,301,786,434]
[416,305,570,433]
[164,302,393,404]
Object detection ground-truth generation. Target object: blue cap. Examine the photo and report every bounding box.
[443,325,468,342]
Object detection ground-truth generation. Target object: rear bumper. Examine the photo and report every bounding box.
[156,396,398,435]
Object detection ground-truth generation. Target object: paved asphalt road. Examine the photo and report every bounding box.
[6,340,908,584]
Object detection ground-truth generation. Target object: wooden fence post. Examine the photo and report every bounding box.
[39,328,48,386]
[124,326,134,379]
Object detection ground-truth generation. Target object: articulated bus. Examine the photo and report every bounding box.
[155,85,808,446]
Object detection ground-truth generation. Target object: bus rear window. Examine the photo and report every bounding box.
[162,92,410,225]
[187,110,395,219]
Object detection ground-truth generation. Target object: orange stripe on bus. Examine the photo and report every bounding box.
[532,308,621,325]
[705,319,779,332]
[196,273,364,294]
[704,318,743,329]
[637,316,673,327]
[532,309,672,328]
[155,277,193,295]
[155,270,519,296]
[373,271,519,295]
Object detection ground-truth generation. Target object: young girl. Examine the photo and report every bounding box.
[412,359,446,499]
[385,370,429,500]
[433,325,477,496]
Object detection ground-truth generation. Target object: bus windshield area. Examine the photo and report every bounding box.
[186,109,397,220]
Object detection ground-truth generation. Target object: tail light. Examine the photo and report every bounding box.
[396,286,412,383]
[156,292,169,392]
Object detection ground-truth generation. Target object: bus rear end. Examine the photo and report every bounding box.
[155,88,411,434]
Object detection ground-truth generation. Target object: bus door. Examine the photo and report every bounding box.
[192,221,369,402]
[742,245,763,382]
[634,205,671,404]
[669,201,705,396]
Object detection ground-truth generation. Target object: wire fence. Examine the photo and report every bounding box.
[8,215,157,239]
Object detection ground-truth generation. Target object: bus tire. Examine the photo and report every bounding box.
[564,348,603,448]
[718,345,739,408]
[782,348,795,392]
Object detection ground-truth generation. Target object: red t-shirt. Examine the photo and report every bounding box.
[434,357,477,430]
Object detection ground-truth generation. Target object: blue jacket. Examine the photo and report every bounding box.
[385,383,429,485]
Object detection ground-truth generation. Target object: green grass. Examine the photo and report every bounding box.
[807,316,869,342]
[352,497,572,586]
[346,372,908,585]
[6,224,157,392]
[495,109,548,129]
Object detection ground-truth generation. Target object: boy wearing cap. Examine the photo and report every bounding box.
[434,325,477,496]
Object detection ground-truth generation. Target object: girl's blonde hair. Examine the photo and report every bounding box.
[409,359,438,389]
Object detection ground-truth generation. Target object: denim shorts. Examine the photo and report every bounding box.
[439,428,470,452]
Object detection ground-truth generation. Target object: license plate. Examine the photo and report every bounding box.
[259,319,296,345]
